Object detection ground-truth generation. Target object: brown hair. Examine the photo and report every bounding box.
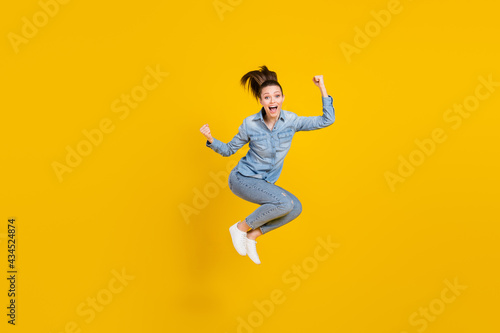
[240,65,283,101]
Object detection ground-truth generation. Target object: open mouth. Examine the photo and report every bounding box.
[269,106,278,113]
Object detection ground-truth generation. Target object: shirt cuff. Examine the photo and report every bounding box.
[322,95,333,103]
[206,138,221,150]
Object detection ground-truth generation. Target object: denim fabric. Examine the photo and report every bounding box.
[207,95,335,184]
[228,168,302,234]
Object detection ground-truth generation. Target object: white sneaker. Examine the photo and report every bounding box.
[246,238,261,264]
[229,222,247,256]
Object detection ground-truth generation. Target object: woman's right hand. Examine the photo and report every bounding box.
[200,124,214,143]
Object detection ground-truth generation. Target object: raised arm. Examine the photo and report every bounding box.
[294,75,335,132]
[314,75,329,98]
[200,122,249,157]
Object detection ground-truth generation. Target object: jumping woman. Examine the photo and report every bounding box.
[200,66,335,264]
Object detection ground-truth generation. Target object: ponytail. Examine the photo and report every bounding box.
[240,65,283,100]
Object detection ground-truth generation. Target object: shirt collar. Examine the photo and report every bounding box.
[253,107,285,122]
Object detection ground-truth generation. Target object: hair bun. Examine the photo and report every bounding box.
[241,66,281,100]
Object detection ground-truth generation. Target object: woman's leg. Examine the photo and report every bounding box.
[257,185,302,235]
[228,169,302,237]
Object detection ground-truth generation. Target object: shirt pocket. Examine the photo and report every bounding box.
[278,129,294,148]
[249,134,268,151]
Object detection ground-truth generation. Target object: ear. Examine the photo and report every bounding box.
[259,97,263,106]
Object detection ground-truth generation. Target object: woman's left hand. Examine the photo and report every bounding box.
[312,75,325,88]
[313,75,328,97]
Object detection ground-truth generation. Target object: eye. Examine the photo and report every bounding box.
[265,96,269,99]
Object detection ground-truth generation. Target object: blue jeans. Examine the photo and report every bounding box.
[228,168,302,234]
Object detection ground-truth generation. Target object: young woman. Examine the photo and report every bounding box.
[200,66,335,264]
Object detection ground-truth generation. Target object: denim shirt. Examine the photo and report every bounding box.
[206,95,335,184]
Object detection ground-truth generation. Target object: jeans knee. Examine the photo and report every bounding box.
[278,194,298,215]
[294,199,303,216]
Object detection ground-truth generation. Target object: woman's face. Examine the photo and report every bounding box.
[260,85,285,121]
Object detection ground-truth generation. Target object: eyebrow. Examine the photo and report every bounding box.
[263,91,281,95]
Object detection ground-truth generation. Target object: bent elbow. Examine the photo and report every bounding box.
[326,106,336,126]
[322,116,335,128]
[221,149,235,157]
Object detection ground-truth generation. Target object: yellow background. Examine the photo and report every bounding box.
[1,0,499,332]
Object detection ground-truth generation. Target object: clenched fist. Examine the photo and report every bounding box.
[200,124,214,144]
[312,75,325,88]
[312,75,328,97]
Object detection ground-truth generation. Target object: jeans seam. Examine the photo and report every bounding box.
[234,172,281,202]
[233,172,285,228]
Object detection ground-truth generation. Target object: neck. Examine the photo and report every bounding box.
[264,111,280,123]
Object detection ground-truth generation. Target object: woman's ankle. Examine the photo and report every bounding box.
[247,229,262,240]
[237,220,249,231]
